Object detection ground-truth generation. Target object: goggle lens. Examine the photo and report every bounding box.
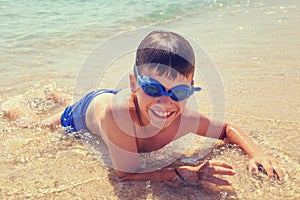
[134,64,201,102]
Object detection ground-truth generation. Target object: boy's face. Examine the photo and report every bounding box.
[130,67,193,129]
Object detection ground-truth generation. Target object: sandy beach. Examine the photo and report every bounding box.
[1,1,299,199]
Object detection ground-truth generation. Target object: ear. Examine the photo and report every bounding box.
[191,80,194,86]
[129,74,137,93]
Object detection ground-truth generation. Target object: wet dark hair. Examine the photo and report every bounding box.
[135,30,195,79]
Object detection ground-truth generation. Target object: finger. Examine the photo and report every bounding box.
[249,160,259,175]
[211,166,236,176]
[260,161,274,178]
[268,159,285,180]
[202,175,232,186]
[273,165,285,180]
[207,161,233,169]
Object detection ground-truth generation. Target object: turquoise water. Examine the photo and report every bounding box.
[1,0,218,47]
[0,0,223,92]
[1,0,297,92]
[0,1,249,90]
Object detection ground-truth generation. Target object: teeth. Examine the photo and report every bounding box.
[152,110,171,117]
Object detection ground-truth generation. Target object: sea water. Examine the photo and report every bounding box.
[1,0,299,199]
[1,0,289,92]
[1,0,222,91]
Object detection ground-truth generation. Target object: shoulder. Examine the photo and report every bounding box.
[180,101,213,135]
[182,104,227,138]
[84,90,112,133]
[84,89,137,153]
[85,89,131,134]
[178,107,208,135]
[87,89,130,117]
[101,90,138,152]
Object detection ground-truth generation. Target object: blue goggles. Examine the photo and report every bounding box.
[134,64,201,102]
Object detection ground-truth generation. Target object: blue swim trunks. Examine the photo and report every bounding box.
[61,89,119,133]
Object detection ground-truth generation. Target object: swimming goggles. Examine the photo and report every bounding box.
[134,64,201,102]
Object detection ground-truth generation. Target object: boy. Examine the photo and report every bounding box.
[4,31,285,186]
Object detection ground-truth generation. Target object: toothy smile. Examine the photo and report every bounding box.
[150,109,173,118]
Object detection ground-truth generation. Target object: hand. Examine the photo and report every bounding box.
[249,152,286,180]
[176,161,235,186]
[197,161,236,185]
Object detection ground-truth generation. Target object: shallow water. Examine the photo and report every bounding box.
[1,82,299,199]
[1,0,300,199]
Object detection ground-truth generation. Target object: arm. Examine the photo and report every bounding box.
[223,124,285,179]
[105,120,235,186]
[120,163,235,187]
[224,124,260,158]
[100,105,235,186]
[195,113,285,180]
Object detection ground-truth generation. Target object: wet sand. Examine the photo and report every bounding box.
[1,1,300,199]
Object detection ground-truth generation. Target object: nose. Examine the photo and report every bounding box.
[156,95,173,105]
